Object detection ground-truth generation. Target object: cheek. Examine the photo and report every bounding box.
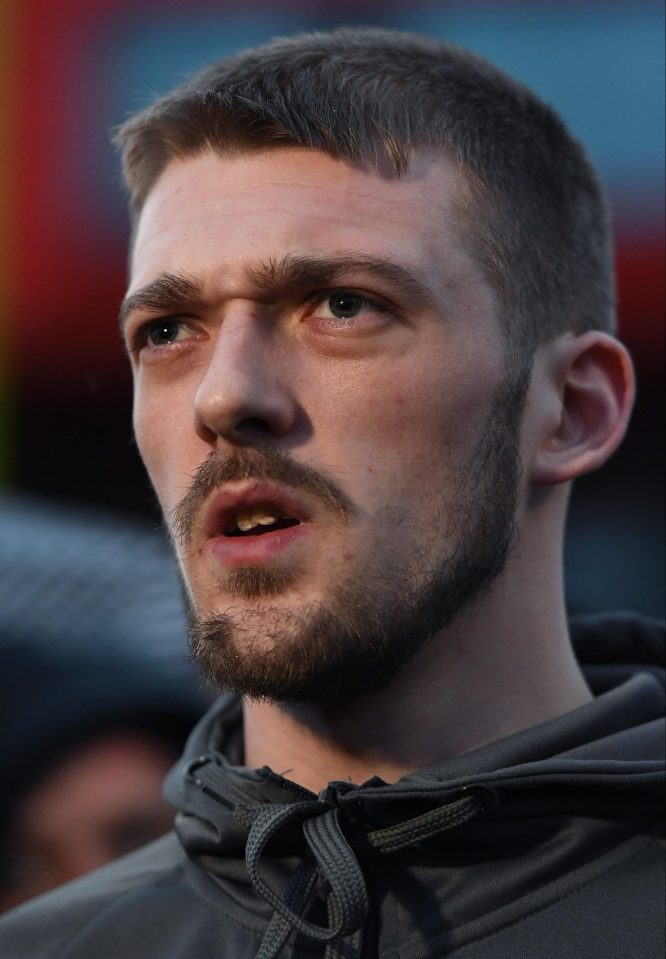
[132,387,160,477]
[305,369,448,512]
[319,366,453,453]
[132,383,194,513]
[312,357,496,493]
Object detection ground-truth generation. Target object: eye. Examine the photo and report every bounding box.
[127,316,198,357]
[145,318,191,346]
[323,291,367,320]
[304,289,396,341]
[311,290,386,327]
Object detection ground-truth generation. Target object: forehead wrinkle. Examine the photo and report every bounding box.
[121,251,455,333]
[248,252,437,304]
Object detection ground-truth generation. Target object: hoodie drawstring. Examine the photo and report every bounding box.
[239,801,368,959]
[192,759,486,958]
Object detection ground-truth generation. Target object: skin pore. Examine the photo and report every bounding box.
[125,147,633,793]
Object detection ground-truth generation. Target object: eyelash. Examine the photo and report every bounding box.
[306,290,389,324]
[126,317,194,355]
[128,289,393,355]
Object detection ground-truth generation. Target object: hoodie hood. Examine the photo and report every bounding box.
[164,613,665,957]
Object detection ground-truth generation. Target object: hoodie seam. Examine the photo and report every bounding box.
[417,833,660,958]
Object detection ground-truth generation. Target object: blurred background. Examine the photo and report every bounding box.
[0,0,663,907]
[0,0,663,615]
[0,493,214,909]
[1,0,664,616]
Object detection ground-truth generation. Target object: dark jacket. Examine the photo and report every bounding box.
[0,614,663,958]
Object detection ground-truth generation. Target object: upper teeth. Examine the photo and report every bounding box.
[233,509,281,532]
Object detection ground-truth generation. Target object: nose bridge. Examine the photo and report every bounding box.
[194,302,294,443]
[209,303,261,372]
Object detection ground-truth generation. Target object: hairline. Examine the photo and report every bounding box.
[127,140,523,364]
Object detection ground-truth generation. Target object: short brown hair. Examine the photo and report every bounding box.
[114,27,615,359]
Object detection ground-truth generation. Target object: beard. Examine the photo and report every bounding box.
[173,368,529,705]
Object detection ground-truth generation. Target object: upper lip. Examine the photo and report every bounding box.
[204,481,311,538]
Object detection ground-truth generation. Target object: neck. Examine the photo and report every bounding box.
[243,507,592,793]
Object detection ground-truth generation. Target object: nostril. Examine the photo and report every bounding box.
[235,416,275,437]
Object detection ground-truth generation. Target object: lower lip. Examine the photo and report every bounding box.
[209,523,309,567]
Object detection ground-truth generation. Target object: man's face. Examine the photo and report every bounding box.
[125,148,524,702]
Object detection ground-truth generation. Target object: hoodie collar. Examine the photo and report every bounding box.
[163,614,665,956]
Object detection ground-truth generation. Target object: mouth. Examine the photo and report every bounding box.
[224,509,301,538]
[202,483,311,564]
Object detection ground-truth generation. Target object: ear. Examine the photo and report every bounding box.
[530,331,635,486]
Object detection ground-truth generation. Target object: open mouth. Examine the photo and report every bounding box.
[224,508,301,538]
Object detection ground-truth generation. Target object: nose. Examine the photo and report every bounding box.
[194,306,298,446]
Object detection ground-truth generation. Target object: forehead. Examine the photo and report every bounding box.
[130,147,484,301]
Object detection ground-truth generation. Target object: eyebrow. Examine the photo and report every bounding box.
[119,272,202,333]
[248,253,435,302]
[119,254,435,332]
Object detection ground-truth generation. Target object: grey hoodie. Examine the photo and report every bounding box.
[0,613,663,958]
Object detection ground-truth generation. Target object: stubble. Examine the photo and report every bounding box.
[173,369,529,705]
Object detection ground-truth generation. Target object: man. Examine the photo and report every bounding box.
[0,27,663,959]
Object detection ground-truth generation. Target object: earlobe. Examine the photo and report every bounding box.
[531,332,635,486]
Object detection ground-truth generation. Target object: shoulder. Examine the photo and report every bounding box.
[0,833,200,959]
[501,835,666,959]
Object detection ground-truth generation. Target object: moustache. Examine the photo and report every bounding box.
[171,447,353,547]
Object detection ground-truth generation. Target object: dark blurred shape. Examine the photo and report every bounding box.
[0,492,212,909]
